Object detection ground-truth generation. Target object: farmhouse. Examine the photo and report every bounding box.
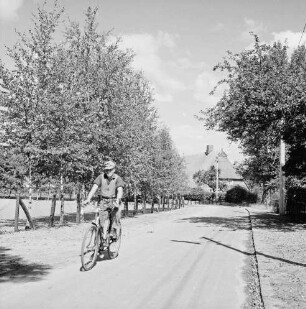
[184,145,247,190]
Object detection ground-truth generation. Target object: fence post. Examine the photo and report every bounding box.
[49,194,57,227]
[14,194,20,232]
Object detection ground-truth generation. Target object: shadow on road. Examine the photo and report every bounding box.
[0,247,51,283]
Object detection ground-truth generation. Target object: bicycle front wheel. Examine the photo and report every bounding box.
[81,225,100,271]
[108,224,122,259]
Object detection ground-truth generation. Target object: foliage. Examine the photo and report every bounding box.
[193,165,227,191]
[0,2,187,199]
[282,46,306,187]
[184,187,206,201]
[286,186,306,214]
[225,186,257,204]
[199,35,306,206]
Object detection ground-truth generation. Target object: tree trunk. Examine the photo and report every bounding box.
[172,193,175,209]
[261,184,269,204]
[14,194,20,232]
[80,187,85,222]
[161,194,165,211]
[76,192,81,223]
[59,194,65,225]
[48,181,51,200]
[58,172,65,225]
[151,191,154,213]
[134,187,138,214]
[49,194,57,227]
[26,186,33,229]
[124,196,129,217]
[19,198,35,230]
[142,192,146,214]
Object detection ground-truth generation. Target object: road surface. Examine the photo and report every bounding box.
[0,205,252,309]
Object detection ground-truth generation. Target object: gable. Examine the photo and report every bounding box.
[184,149,243,188]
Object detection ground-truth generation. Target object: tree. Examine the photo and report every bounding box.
[0,1,65,194]
[199,35,290,199]
[0,2,188,212]
[282,46,306,188]
[193,166,227,191]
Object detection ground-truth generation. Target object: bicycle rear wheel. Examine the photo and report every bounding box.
[108,224,122,259]
[81,225,100,271]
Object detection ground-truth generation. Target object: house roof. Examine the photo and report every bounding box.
[184,148,243,188]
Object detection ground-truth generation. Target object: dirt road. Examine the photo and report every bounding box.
[0,205,253,309]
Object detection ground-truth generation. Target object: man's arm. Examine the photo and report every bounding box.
[84,184,99,205]
[116,187,123,204]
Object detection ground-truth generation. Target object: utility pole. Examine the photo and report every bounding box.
[279,139,286,214]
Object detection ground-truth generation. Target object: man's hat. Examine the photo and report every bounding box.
[104,160,116,170]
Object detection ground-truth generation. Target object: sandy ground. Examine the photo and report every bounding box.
[0,205,252,309]
[248,205,306,309]
[1,202,304,309]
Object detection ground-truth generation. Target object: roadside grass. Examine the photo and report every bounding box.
[249,205,306,309]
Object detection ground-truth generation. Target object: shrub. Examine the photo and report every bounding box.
[286,186,306,214]
[225,186,257,204]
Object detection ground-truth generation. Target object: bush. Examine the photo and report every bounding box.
[225,186,257,204]
[286,186,306,214]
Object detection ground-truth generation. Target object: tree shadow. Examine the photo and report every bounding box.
[171,237,306,267]
[250,212,306,232]
[179,216,251,231]
[0,212,98,233]
[180,212,306,232]
[171,240,201,245]
[0,247,51,283]
[200,236,306,267]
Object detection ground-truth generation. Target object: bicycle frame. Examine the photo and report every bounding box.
[92,207,113,244]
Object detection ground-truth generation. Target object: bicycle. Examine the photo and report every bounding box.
[80,205,122,271]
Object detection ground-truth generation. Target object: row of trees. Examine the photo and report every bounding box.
[0,2,188,205]
[201,34,306,210]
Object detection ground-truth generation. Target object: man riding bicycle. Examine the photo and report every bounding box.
[84,160,124,241]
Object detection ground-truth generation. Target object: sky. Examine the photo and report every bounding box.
[1,0,306,163]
